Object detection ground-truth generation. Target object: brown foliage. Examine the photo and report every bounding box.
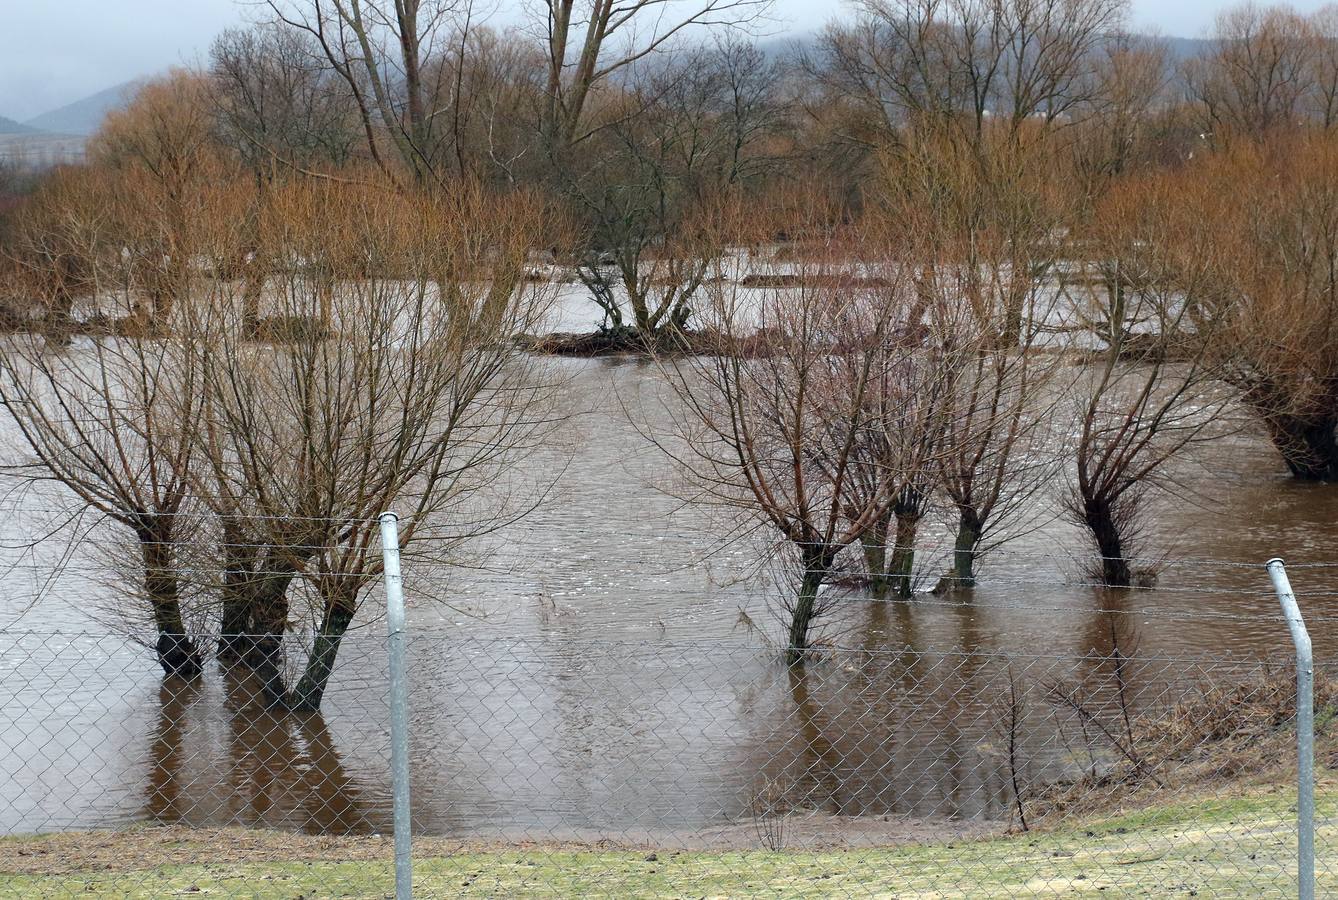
[1035,665,1338,820]
[1164,134,1338,480]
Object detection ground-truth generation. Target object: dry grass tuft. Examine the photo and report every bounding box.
[1034,665,1336,821]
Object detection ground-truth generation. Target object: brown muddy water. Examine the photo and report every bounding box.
[2,353,1338,842]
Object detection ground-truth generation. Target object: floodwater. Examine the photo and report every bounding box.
[2,317,1338,843]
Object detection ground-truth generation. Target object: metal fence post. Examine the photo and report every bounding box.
[380,512,412,899]
[1267,558,1314,900]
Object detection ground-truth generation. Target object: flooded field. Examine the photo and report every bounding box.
[1,333,1336,842]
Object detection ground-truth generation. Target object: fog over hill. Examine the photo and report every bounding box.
[0,116,39,136]
[23,79,148,136]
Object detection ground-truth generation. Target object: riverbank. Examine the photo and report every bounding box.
[1,777,1331,898]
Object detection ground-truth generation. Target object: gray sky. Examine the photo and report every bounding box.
[1,0,1330,122]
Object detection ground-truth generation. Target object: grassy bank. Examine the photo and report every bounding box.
[1,781,1332,898]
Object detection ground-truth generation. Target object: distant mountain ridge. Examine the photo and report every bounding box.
[0,115,39,135]
[23,78,149,136]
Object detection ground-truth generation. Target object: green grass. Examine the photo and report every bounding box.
[2,787,1334,898]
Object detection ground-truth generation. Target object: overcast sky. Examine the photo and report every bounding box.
[3,0,1334,122]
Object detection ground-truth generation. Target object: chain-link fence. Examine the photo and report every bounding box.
[0,599,1327,897]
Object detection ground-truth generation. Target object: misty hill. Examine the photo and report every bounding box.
[0,115,39,136]
[1164,36,1214,61]
[769,31,1213,57]
[24,79,148,136]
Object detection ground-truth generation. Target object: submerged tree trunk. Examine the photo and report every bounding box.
[241,250,263,340]
[936,509,983,593]
[888,518,917,598]
[145,250,184,336]
[218,597,250,659]
[217,525,259,660]
[288,585,359,712]
[786,557,828,662]
[888,504,923,599]
[141,537,202,680]
[218,572,255,660]
[1264,412,1338,481]
[861,510,893,599]
[42,276,78,344]
[239,570,299,705]
[1082,498,1132,587]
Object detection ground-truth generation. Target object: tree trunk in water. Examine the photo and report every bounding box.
[246,633,288,707]
[630,284,654,343]
[318,276,333,327]
[242,571,298,705]
[218,585,252,661]
[937,511,983,593]
[217,531,257,660]
[1266,413,1338,481]
[786,563,827,662]
[1084,500,1132,587]
[154,251,184,335]
[669,300,692,332]
[218,599,250,655]
[1002,290,1025,349]
[241,252,263,340]
[288,589,358,712]
[43,277,77,344]
[889,512,920,598]
[861,511,892,599]
[142,538,202,680]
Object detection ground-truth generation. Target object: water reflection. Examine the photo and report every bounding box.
[143,663,380,834]
[0,621,1286,842]
[145,676,200,822]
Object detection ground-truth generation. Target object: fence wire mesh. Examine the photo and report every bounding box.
[0,624,1328,898]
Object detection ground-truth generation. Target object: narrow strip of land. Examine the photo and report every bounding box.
[2,784,1331,898]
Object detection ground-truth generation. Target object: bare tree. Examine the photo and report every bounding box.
[821,0,1119,349]
[924,266,1062,591]
[2,166,104,339]
[0,170,216,678]
[533,0,771,151]
[1178,134,1338,480]
[263,1,562,185]
[821,0,1126,147]
[1069,34,1172,201]
[211,24,362,173]
[264,0,477,185]
[841,321,953,599]
[661,201,939,653]
[181,175,556,708]
[86,71,220,333]
[1185,4,1317,140]
[560,38,786,347]
[1064,173,1224,586]
[870,125,1068,590]
[1307,5,1338,128]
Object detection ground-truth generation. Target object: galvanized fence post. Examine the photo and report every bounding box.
[380,512,412,899]
[1267,558,1314,900]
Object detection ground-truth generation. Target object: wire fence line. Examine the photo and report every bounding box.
[0,632,1325,896]
[0,541,1328,897]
